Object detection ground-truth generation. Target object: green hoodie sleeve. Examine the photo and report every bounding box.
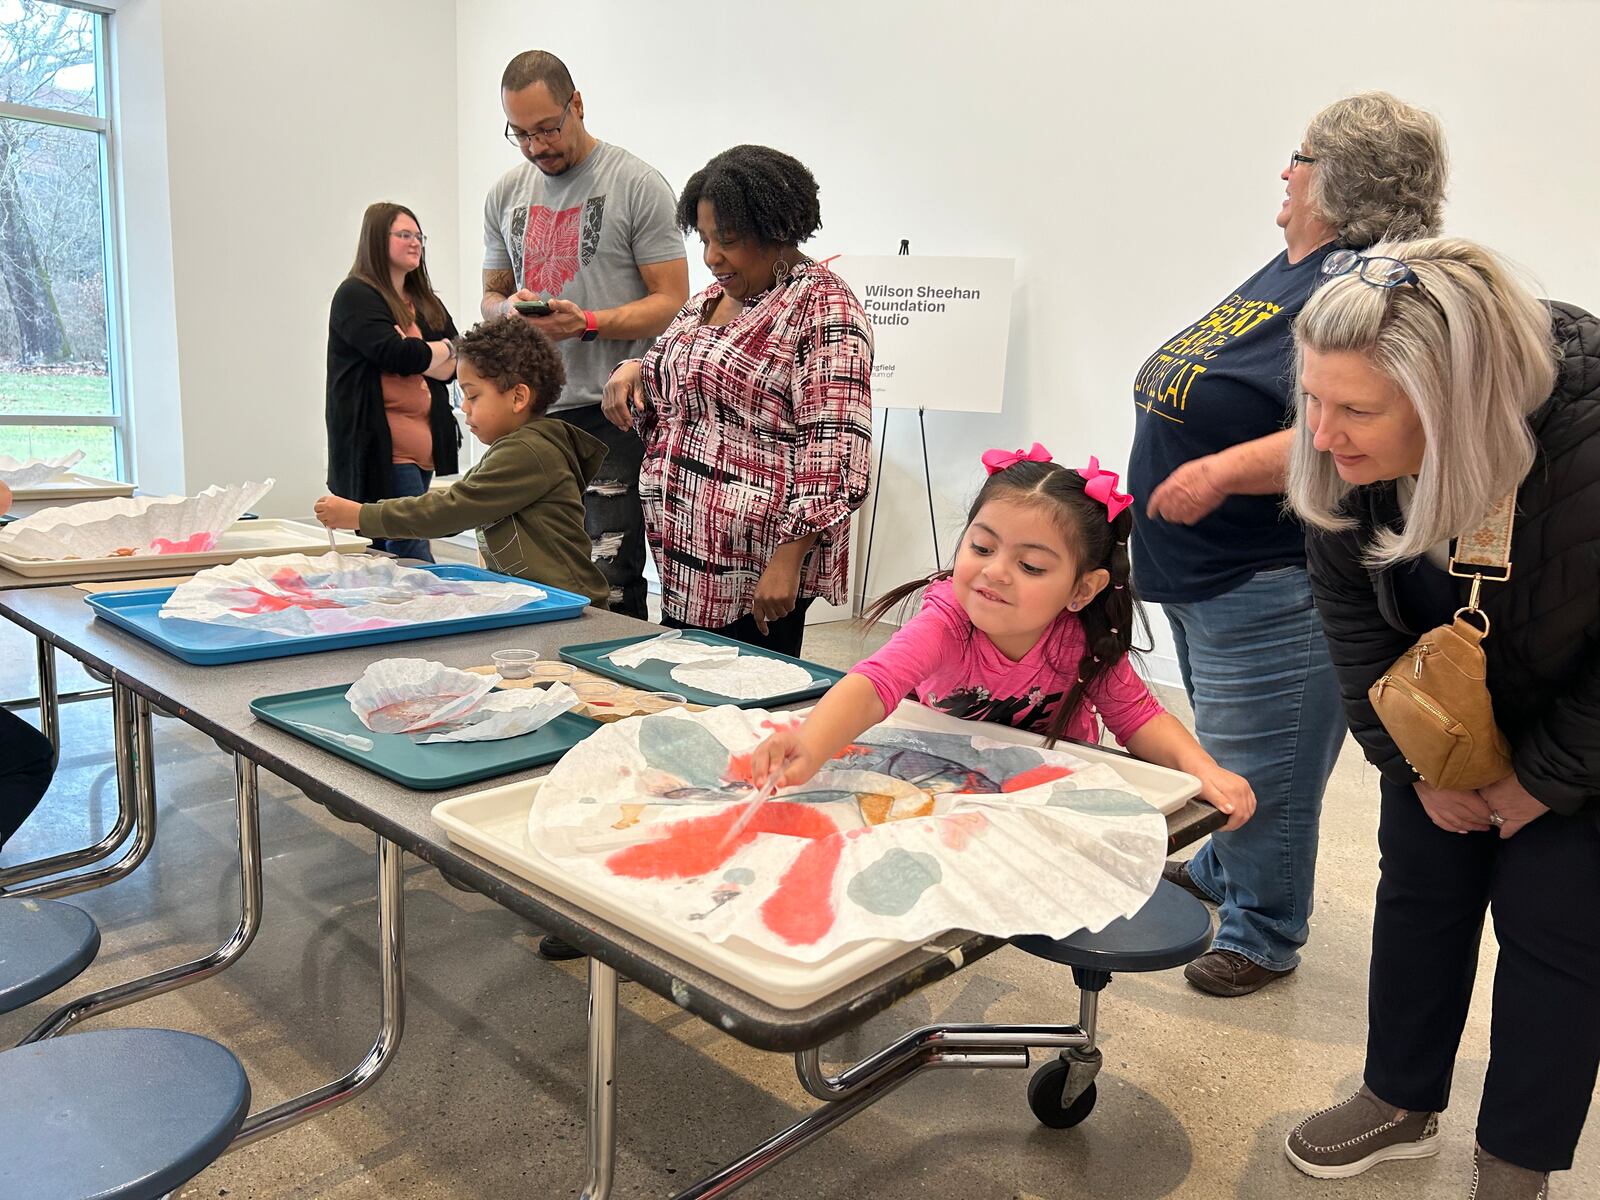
[358,432,559,541]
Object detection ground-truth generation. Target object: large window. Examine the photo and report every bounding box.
[0,0,123,479]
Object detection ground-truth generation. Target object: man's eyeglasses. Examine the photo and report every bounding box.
[1321,249,1422,290]
[505,100,572,148]
[391,230,427,247]
[1288,150,1318,171]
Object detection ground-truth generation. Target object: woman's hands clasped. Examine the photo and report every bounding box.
[1414,774,1549,838]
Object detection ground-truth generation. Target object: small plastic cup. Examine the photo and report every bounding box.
[571,678,622,708]
[491,649,541,680]
[631,691,688,715]
[526,661,575,685]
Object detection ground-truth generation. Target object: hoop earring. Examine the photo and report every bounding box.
[773,258,791,286]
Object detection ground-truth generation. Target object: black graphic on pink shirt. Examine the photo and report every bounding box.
[931,685,1063,734]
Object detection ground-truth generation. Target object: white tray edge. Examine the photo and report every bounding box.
[0,519,370,579]
[431,781,929,1011]
[9,472,136,501]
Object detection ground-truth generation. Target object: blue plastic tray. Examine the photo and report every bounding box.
[559,631,842,708]
[250,683,601,789]
[86,564,590,665]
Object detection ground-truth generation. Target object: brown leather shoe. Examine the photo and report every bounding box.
[1184,948,1295,996]
[1161,859,1217,906]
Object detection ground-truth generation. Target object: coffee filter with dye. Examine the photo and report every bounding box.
[412,682,578,743]
[0,480,272,561]
[160,552,540,638]
[346,658,499,734]
[0,451,85,490]
[527,706,1167,963]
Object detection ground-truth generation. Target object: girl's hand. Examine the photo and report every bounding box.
[750,729,826,790]
[1414,780,1495,834]
[1477,771,1549,839]
[314,494,361,531]
[1195,764,1255,831]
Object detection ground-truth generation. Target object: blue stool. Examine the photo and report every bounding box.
[1012,879,1212,1127]
[0,896,101,1013]
[0,1027,251,1200]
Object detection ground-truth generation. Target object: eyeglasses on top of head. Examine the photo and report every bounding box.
[1321,248,1423,290]
[505,99,572,147]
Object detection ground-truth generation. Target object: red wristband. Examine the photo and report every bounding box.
[581,310,598,342]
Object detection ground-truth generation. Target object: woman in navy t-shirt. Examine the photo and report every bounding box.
[1127,92,1448,997]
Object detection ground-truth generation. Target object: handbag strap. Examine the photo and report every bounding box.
[1448,489,1517,621]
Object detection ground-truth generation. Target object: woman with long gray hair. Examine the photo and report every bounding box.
[1284,236,1600,1199]
[1129,92,1449,997]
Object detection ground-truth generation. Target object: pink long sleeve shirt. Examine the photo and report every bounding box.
[851,579,1165,745]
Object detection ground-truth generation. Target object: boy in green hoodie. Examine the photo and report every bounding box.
[316,317,609,608]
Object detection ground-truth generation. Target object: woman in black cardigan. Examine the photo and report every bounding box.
[1281,237,1600,1199]
[326,202,461,561]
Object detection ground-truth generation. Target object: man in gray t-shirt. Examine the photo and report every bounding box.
[482,50,687,621]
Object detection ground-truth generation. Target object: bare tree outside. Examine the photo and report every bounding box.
[0,0,116,476]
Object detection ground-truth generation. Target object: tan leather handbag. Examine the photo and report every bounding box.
[1367,492,1515,790]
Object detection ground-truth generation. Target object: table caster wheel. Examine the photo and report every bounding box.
[1028,1058,1098,1128]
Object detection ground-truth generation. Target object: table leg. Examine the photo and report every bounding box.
[579,958,619,1200]
[35,636,59,753]
[228,833,406,1149]
[1,683,151,895]
[17,746,261,1043]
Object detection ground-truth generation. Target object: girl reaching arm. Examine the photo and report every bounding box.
[752,444,1256,829]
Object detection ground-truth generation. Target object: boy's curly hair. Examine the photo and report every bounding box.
[456,316,566,415]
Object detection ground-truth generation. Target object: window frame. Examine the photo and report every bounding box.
[0,0,131,480]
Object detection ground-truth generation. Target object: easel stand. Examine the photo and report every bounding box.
[857,239,943,617]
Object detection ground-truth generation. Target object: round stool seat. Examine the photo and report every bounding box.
[0,1027,251,1200]
[1012,879,1212,973]
[0,896,101,1013]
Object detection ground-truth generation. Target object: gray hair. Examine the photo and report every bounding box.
[501,50,575,104]
[1287,237,1557,567]
[1304,92,1449,245]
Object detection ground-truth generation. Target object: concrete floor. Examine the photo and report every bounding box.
[1,615,1595,1199]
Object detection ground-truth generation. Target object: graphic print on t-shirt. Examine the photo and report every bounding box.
[512,196,605,296]
[1133,293,1285,426]
[930,684,1063,734]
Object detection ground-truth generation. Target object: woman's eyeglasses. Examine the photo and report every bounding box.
[1288,150,1318,170]
[1321,249,1422,290]
[391,231,427,247]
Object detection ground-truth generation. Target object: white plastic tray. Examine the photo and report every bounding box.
[880,700,1201,815]
[432,781,923,1010]
[9,472,136,501]
[0,519,370,580]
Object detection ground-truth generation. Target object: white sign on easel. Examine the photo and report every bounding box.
[826,254,1014,412]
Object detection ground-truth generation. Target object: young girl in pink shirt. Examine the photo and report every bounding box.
[753,445,1256,828]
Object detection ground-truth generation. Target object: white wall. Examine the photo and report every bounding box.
[452,0,1600,682]
[116,0,461,518]
[112,2,1600,679]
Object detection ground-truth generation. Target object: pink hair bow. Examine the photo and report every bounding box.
[981,442,1053,475]
[1076,456,1134,521]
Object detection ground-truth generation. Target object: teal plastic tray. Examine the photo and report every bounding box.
[250,683,601,790]
[559,631,842,708]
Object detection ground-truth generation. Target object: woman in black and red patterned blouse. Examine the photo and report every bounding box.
[603,145,873,656]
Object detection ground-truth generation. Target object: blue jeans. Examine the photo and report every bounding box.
[1163,566,1346,971]
[372,464,433,563]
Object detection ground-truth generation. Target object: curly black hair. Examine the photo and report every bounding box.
[675,145,821,247]
[455,317,566,415]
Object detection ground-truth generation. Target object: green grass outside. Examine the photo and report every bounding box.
[0,368,120,479]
